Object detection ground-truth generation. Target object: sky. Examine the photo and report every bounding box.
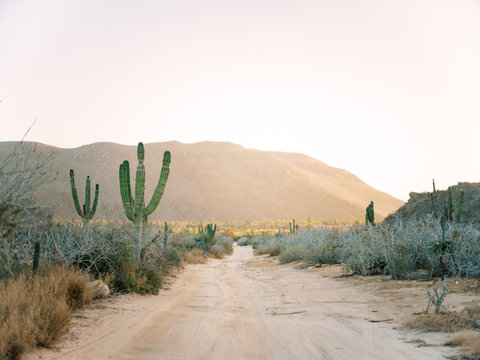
[1,0,479,201]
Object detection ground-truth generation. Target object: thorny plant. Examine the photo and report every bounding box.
[0,132,55,277]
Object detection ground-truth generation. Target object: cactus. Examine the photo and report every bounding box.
[365,201,375,226]
[205,223,217,239]
[289,219,298,235]
[70,169,99,224]
[32,241,40,275]
[119,142,171,258]
[445,185,464,222]
[430,179,438,219]
[164,221,172,234]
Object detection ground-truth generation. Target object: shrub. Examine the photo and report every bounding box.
[236,237,250,246]
[252,216,480,280]
[0,267,92,359]
[183,249,207,264]
[212,236,233,255]
[195,233,216,252]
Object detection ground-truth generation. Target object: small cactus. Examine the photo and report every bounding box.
[289,219,298,235]
[430,179,438,219]
[32,241,40,275]
[205,223,217,239]
[164,221,172,234]
[365,201,375,226]
[70,169,99,224]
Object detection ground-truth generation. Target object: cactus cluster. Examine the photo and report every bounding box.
[289,219,298,235]
[195,222,217,253]
[365,201,375,226]
[164,221,173,234]
[119,142,171,258]
[205,223,217,239]
[69,169,99,224]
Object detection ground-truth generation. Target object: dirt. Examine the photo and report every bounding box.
[25,245,471,360]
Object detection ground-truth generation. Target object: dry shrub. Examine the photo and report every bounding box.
[0,267,92,359]
[405,312,462,333]
[183,249,206,264]
[209,247,225,259]
[254,246,279,256]
[405,302,480,333]
[445,330,480,359]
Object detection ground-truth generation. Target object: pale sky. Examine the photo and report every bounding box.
[1,0,479,200]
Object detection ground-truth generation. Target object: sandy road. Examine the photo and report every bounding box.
[28,245,445,360]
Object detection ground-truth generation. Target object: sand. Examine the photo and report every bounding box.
[25,245,449,360]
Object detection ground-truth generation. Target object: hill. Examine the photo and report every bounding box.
[384,182,480,224]
[0,141,403,221]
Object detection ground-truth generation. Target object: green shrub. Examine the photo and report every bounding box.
[212,236,234,255]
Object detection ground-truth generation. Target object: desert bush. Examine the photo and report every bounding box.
[405,301,480,334]
[279,246,305,264]
[2,220,189,294]
[236,237,250,246]
[253,216,480,280]
[0,267,92,359]
[445,330,480,359]
[195,233,216,253]
[212,236,233,255]
[339,216,480,279]
[252,230,341,265]
[0,142,53,277]
[183,248,207,264]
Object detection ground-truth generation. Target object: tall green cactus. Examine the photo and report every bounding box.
[365,201,375,226]
[119,142,171,258]
[445,186,464,222]
[70,169,99,224]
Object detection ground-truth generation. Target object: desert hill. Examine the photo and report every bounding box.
[384,182,480,224]
[0,141,403,221]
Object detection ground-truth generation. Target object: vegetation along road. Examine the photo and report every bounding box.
[27,245,444,360]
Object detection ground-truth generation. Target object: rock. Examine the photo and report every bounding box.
[89,280,110,298]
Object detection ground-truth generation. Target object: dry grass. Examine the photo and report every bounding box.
[0,267,92,360]
[182,249,207,264]
[404,301,480,333]
[254,246,279,256]
[445,330,480,359]
[209,247,225,259]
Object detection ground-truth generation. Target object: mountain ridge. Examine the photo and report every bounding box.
[0,140,404,221]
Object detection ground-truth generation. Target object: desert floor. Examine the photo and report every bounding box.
[26,245,474,360]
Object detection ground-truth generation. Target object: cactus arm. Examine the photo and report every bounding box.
[84,176,91,217]
[69,169,84,218]
[89,183,99,219]
[145,151,171,216]
[119,161,134,221]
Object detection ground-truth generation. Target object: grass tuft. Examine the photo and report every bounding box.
[0,267,92,359]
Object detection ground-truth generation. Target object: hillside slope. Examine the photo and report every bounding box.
[385,182,480,224]
[0,141,403,221]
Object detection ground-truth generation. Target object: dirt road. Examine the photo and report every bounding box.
[27,245,444,360]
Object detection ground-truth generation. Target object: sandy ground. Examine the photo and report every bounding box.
[25,245,457,360]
